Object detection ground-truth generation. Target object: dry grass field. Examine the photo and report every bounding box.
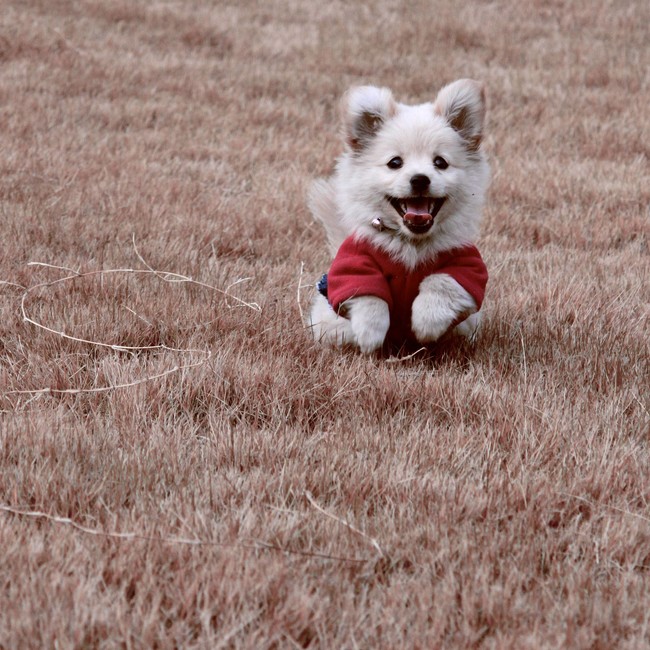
[1,0,649,647]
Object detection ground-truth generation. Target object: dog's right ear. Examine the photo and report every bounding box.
[342,86,396,152]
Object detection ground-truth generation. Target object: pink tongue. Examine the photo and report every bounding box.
[404,198,431,225]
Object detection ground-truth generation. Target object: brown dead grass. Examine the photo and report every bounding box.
[1,0,649,647]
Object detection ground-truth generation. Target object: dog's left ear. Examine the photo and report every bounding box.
[433,79,485,152]
[342,86,397,152]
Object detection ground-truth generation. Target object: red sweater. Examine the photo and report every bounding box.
[327,236,488,346]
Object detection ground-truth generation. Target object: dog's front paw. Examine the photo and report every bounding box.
[411,291,456,343]
[411,274,477,344]
[347,296,390,353]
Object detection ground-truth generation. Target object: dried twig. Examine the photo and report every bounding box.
[213,611,262,650]
[131,233,171,286]
[22,273,205,351]
[1,247,262,395]
[27,261,80,274]
[0,504,367,563]
[0,280,27,290]
[385,347,427,363]
[304,490,386,558]
[224,277,256,309]
[518,323,528,385]
[52,27,86,57]
[4,352,210,396]
[0,503,200,543]
[560,492,650,525]
[11,263,215,395]
[26,262,261,314]
[296,261,305,324]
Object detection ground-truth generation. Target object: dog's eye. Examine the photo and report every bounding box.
[387,156,403,170]
[434,156,449,170]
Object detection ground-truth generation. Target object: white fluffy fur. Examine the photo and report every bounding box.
[411,273,478,343]
[308,79,490,353]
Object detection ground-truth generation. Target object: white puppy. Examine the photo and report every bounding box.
[309,80,490,354]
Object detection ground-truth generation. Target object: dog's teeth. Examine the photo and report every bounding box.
[400,201,407,214]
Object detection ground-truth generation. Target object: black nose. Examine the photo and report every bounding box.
[410,174,430,194]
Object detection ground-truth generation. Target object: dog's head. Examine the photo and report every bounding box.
[337,80,489,252]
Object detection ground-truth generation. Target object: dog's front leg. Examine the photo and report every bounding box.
[346,296,390,353]
[411,274,477,343]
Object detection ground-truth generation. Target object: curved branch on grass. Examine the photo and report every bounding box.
[5,255,264,395]
[5,254,261,396]
[305,489,386,558]
[4,351,211,396]
[0,503,368,563]
[25,262,262,313]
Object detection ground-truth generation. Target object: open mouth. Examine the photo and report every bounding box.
[386,196,447,234]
